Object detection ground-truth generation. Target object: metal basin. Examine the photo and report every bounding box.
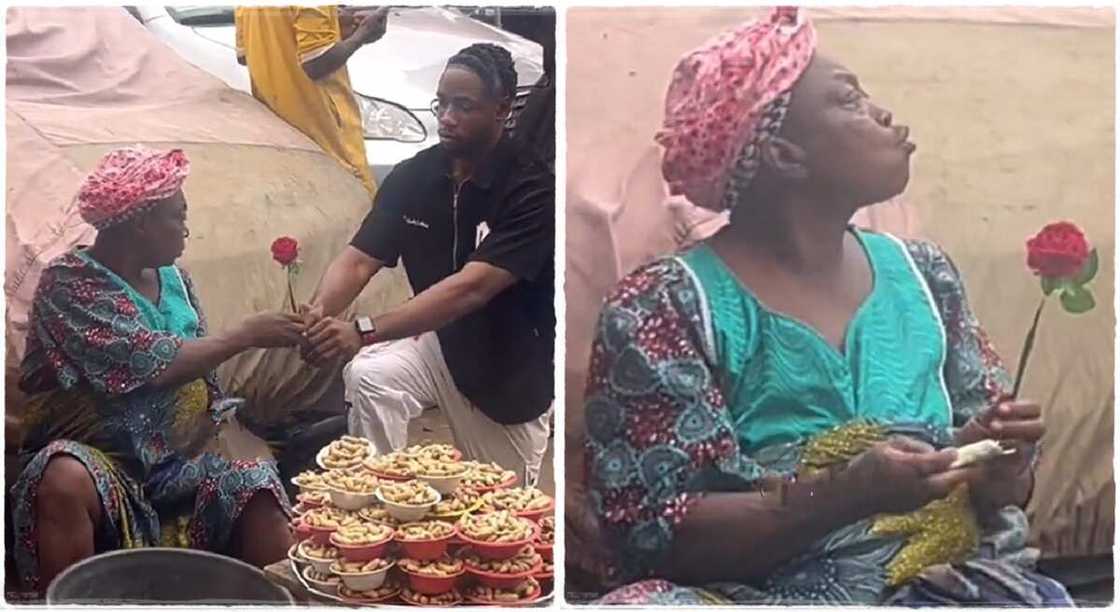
[46,548,294,605]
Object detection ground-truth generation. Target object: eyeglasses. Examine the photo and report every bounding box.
[431,98,480,118]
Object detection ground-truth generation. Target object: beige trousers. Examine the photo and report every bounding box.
[342,331,551,486]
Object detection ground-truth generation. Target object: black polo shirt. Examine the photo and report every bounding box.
[350,137,554,425]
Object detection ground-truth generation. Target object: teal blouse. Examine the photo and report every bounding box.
[76,250,201,340]
[676,229,952,453]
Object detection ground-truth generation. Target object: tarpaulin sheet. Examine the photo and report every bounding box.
[565,7,1115,568]
[5,7,412,449]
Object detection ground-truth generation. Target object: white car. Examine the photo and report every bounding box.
[132,5,544,183]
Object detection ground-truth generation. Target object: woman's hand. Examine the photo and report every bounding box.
[237,312,306,349]
[845,436,980,515]
[956,399,1043,509]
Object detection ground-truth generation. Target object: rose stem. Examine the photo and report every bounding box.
[286,267,298,313]
[1011,296,1047,400]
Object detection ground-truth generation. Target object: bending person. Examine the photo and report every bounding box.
[302,44,555,485]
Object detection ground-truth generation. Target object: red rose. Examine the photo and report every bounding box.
[1025,221,1090,279]
[271,236,299,266]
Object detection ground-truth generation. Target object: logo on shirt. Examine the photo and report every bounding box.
[404,216,430,229]
[476,222,490,248]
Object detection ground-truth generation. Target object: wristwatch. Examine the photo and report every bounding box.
[354,316,378,346]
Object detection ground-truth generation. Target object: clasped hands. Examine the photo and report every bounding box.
[286,303,364,366]
[237,305,365,365]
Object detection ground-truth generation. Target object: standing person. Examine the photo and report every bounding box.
[235,6,385,197]
[503,8,556,171]
[301,44,554,486]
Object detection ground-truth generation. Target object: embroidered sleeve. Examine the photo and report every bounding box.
[583,259,743,582]
[904,240,1012,427]
[21,257,183,396]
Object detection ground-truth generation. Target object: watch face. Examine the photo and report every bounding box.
[356,317,375,334]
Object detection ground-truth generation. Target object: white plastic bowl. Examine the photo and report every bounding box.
[376,487,441,522]
[297,540,339,574]
[327,487,379,511]
[415,471,466,495]
[290,475,329,497]
[286,543,305,568]
[331,560,394,592]
[302,565,341,596]
[316,446,369,472]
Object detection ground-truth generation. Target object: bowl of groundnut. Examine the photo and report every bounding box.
[324,469,380,511]
[376,480,441,522]
[329,556,395,592]
[395,520,457,561]
[464,577,542,607]
[455,511,538,560]
[459,461,518,493]
[329,521,395,562]
[398,555,465,595]
[461,544,542,589]
[317,436,374,471]
[479,487,554,523]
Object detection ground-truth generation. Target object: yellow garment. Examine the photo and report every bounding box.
[235,6,376,197]
[799,422,981,586]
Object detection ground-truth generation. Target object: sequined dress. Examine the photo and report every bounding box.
[10,250,291,593]
[582,230,1072,605]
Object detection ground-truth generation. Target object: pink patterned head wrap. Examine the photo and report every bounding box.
[656,7,817,211]
[77,146,191,230]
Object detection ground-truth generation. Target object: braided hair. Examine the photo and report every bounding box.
[447,43,518,102]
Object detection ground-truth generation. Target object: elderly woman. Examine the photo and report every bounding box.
[11,146,303,592]
[582,9,1072,606]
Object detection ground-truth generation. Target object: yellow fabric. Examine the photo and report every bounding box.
[234,6,376,198]
[799,422,980,587]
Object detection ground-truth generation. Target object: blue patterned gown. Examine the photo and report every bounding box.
[583,230,1072,605]
[10,250,291,593]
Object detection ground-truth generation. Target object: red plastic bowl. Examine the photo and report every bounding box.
[306,522,338,546]
[465,578,543,607]
[456,522,539,560]
[533,544,553,562]
[291,519,313,542]
[465,558,542,589]
[515,497,554,524]
[400,566,464,595]
[397,533,454,561]
[330,532,394,562]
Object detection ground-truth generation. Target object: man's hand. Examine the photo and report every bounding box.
[305,316,363,366]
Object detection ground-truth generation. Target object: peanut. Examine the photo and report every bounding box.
[378,480,439,506]
[396,520,455,541]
